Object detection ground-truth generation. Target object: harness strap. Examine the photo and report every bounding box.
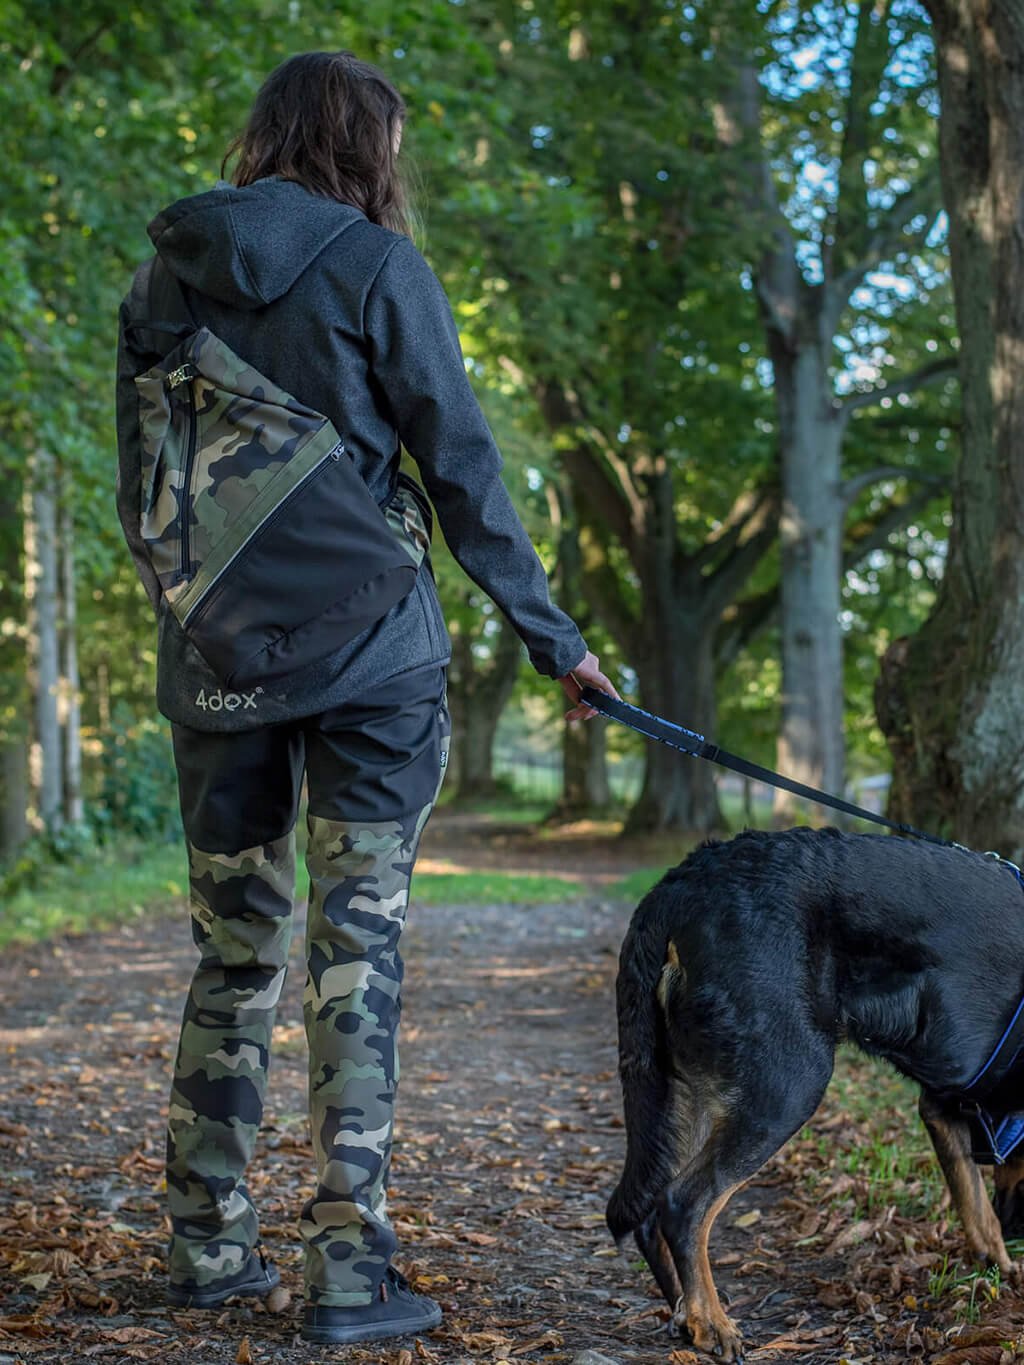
[962,993,1024,1098]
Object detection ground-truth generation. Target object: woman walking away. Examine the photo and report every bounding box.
[115,50,615,1348]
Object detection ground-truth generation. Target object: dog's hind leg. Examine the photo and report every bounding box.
[919,1088,1013,1275]
[992,1151,1024,1265]
[657,1064,832,1362]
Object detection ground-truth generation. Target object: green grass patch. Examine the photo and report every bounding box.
[0,837,591,949]
[607,866,667,901]
[0,841,188,948]
[412,870,583,904]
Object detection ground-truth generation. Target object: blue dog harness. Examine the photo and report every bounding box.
[958,859,1024,1164]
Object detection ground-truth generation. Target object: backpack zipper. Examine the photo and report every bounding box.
[167,364,198,579]
[181,442,344,627]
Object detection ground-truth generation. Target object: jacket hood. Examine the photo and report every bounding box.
[147,178,366,310]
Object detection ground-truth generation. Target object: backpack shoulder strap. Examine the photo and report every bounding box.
[123,257,194,357]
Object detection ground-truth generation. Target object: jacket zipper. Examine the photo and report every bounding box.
[182,442,344,627]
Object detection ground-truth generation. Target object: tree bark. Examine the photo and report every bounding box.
[544,480,612,820]
[447,612,522,801]
[625,609,720,834]
[876,0,1024,859]
[60,494,83,826]
[24,449,63,834]
[0,482,27,858]
[551,715,611,820]
[771,337,847,813]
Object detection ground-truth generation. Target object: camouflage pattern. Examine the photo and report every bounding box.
[383,479,431,570]
[166,832,295,1289]
[134,328,340,610]
[166,702,450,1303]
[134,328,421,633]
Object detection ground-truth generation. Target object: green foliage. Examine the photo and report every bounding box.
[0,0,959,856]
[94,707,179,844]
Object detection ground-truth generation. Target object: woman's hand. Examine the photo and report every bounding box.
[558,651,620,722]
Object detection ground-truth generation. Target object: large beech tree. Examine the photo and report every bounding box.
[877,0,1024,858]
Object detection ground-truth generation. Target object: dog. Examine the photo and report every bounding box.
[606,826,1024,1361]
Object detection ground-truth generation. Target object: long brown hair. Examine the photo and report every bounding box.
[223,51,414,236]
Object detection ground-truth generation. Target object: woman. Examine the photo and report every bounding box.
[116,50,615,1347]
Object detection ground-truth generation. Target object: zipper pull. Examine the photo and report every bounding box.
[166,363,197,390]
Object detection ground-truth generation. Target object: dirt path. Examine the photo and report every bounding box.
[1,816,1021,1364]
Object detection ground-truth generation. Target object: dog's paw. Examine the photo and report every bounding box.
[672,1305,744,1362]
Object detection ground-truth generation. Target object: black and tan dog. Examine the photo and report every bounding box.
[607,826,1024,1360]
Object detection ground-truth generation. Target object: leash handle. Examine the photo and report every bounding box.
[579,685,949,845]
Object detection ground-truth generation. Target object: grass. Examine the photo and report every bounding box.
[0,840,188,948]
[412,870,583,904]
[0,831,595,949]
[608,866,666,901]
[928,1255,1003,1324]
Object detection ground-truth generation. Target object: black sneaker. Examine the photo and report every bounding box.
[167,1248,280,1308]
[301,1268,442,1345]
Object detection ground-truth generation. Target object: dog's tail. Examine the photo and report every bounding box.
[606,885,688,1241]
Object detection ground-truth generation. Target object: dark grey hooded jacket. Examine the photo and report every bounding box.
[116,177,587,730]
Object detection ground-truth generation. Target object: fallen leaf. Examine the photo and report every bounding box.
[264,1284,290,1314]
[733,1208,761,1229]
[236,1335,253,1365]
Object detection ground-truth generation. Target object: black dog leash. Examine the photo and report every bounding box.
[578,685,949,845]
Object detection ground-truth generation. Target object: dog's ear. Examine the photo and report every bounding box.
[656,940,684,1011]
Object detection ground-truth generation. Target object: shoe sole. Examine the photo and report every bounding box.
[167,1267,280,1309]
[301,1305,442,1345]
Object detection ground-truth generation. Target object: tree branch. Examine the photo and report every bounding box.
[835,162,945,301]
[536,379,646,560]
[715,586,779,670]
[843,485,947,571]
[832,1,894,281]
[695,484,775,573]
[841,354,959,416]
[575,520,643,660]
[50,21,117,96]
[703,484,780,618]
[841,464,949,507]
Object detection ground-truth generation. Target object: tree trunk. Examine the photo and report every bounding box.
[876,0,1024,859]
[551,714,611,820]
[448,613,522,801]
[24,450,63,834]
[60,495,83,826]
[0,481,27,858]
[772,338,847,817]
[455,689,511,799]
[625,613,721,835]
[0,738,28,857]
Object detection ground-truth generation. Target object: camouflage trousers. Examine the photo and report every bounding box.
[166,667,449,1305]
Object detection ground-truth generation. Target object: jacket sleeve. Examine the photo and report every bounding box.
[115,263,162,612]
[363,236,588,679]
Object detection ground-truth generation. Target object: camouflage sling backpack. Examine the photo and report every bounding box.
[131,261,419,689]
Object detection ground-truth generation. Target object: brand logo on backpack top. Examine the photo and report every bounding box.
[194,687,262,712]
